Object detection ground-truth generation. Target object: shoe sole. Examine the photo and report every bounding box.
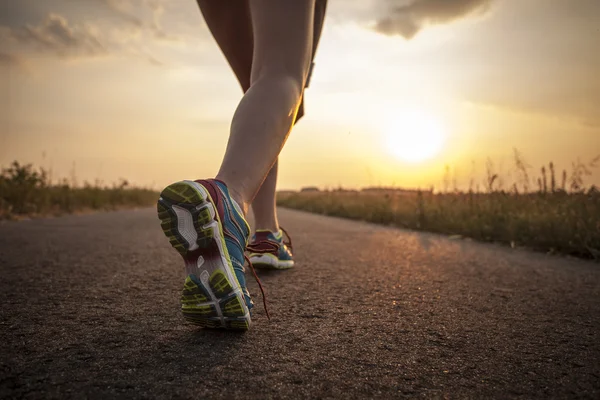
[157,180,251,331]
[249,254,294,270]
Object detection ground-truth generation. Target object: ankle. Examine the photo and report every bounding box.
[213,177,248,215]
[254,223,279,234]
[229,188,249,216]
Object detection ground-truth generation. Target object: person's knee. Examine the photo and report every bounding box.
[252,71,305,100]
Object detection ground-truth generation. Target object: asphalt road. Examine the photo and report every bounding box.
[1,208,599,399]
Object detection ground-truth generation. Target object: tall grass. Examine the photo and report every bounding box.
[0,161,158,220]
[278,153,600,260]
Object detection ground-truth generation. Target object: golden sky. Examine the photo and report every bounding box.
[1,0,599,191]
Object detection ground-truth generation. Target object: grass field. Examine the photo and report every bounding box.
[277,189,599,260]
[0,161,158,220]
[278,155,600,260]
[3,158,598,260]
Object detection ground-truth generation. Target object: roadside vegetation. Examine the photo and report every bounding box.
[0,161,158,220]
[278,151,600,260]
[3,154,599,260]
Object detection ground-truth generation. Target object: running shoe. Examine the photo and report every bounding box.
[157,179,265,330]
[247,228,294,270]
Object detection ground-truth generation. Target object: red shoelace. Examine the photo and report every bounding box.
[244,254,270,320]
[244,227,293,321]
[246,226,293,255]
[280,226,293,253]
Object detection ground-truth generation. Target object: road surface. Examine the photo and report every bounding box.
[1,208,599,399]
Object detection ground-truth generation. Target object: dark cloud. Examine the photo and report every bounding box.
[375,0,494,39]
[0,0,50,27]
[0,9,165,67]
[11,13,106,57]
[0,52,24,67]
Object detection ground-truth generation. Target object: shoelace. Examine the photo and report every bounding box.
[244,254,270,320]
[243,227,293,321]
[280,226,293,253]
[246,240,279,254]
[245,226,293,255]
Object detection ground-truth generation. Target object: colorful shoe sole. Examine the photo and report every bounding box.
[157,180,251,330]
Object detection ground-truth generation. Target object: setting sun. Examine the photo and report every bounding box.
[384,109,447,163]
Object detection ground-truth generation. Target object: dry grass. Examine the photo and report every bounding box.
[0,161,158,220]
[278,153,600,260]
[4,156,599,260]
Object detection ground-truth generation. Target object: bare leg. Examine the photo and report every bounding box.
[197,0,325,230]
[252,159,280,231]
[251,0,327,231]
[215,1,316,214]
[197,0,279,230]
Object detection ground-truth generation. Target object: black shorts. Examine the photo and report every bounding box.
[296,0,327,123]
[306,0,327,88]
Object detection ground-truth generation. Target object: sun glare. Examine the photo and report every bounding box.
[384,109,447,163]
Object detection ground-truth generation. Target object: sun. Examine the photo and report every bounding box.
[384,109,447,163]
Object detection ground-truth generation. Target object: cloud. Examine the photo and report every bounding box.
[467,71,600,128]
[374,0,494,39]
[11,13,106,58]
[0,52,25,67]
[0,10,169,67]
[145,0,179,41]
[100,0,144,28]
[97,0,179,41]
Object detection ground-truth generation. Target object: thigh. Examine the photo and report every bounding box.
[249,0,316,85]
[197,0,253,91]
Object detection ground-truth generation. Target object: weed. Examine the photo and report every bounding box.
[278,155,600,260]
[0,161,158,220]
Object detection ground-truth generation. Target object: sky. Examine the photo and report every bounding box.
[1,0,599,191]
